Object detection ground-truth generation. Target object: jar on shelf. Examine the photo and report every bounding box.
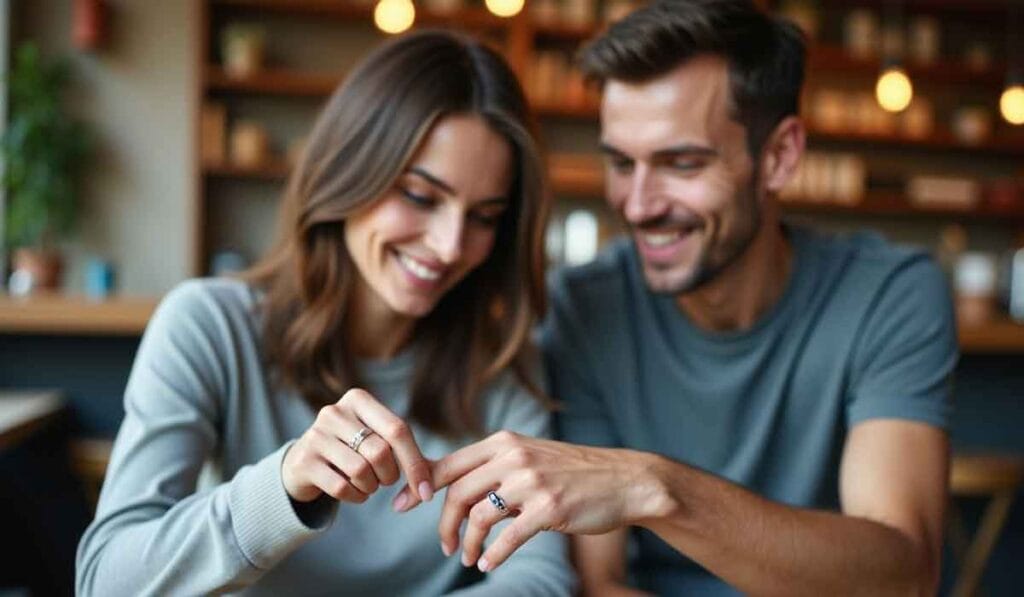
[221,24,266,78]
[230,121,271,168]
[532,0,559,25]
[423,0,462,14]
[843,9,880,59]
[561,0,596,27]
[955,252,999,326]
[908,16,940,65]
[952,106,993,145]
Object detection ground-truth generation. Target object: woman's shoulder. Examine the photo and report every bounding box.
[150,277,262,340]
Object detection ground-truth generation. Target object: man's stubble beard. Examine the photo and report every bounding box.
[642,182,762,296]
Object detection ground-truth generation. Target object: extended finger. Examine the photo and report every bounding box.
[461,492,515,567]
[393,431,513,512]
[348,389,433,501]
[477,508,546,573]
[438,459,508,555]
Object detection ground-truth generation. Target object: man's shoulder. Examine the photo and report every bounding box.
[797,226,939,290]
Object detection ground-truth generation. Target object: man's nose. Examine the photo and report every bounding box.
[621,164,666,224]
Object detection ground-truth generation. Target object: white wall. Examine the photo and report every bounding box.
[14,0,195,295]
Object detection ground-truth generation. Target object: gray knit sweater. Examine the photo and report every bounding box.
[75,279,575,596]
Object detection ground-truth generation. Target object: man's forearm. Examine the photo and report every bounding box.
[626,452,933,597]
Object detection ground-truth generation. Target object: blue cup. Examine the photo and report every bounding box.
[85,258,116,299]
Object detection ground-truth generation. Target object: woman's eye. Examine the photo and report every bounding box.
[399,187,435,208]
[469,211,503,227]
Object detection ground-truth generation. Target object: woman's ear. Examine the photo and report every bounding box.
[759,116,805,194]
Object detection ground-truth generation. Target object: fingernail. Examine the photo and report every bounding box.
[461,552,473,567]
[392,492,408,512]
[441,542,453,557]
[478,558,490,572]
[419,481,434,502]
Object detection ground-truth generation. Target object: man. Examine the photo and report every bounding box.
[393,1,956,594]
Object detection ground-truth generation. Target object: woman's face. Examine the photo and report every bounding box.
[345,114,514,318]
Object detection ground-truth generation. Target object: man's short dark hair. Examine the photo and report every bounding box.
[579,0,806,157]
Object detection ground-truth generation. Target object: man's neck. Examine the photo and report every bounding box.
[675,222,793,332]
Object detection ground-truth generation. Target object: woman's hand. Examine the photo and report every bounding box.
[282,388,435,505]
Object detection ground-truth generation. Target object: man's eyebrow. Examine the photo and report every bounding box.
[408,166,509,205]
[651,144,718,159]
[408,166,456,195]
[598,143,719,160]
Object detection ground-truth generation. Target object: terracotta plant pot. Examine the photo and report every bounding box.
[12,248,64,291]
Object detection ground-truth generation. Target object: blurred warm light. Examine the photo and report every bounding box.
[374,0,415,34]
[1000,85,1024,125]
[485,0,525,18]
[875,67,913,113]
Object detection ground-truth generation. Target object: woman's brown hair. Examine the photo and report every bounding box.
[243,30,549,438]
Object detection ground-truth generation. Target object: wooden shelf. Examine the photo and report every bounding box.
[206,66,341,96]
[211,0,374,20]
[203,154,1024,222]
[959,319,1024,354]
[212,0,509,30]
[808,126,1024,156]
[0,294,158,336]
[531,20,601,41]
[780,192,1024,222]
[808,44,1006,87]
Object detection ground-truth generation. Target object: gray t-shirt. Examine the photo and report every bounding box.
[76,278,575,596]
[541,226,957,596]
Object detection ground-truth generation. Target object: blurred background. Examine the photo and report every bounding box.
[0,0,1023,595]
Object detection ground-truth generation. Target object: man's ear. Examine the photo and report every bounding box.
[759,116,805,194]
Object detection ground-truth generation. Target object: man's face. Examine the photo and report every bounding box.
[600,56,762,295]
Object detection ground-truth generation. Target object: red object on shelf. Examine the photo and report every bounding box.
[72,0,107,51]
[986,179,1023,210]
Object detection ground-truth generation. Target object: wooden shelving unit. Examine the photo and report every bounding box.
[0,294,158,336]
[959,319,1024,354]
[194,0,1024,353]
[205,65,341,97]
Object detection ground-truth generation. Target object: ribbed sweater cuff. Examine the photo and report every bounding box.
[228,441,336,570]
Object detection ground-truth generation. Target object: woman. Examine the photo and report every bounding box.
[76,31,574,596]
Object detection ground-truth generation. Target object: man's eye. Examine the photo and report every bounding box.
[399,187,435,208]
[671,160,702,172]
[606,158,633,174]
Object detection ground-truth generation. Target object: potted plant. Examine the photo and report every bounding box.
[2,43,90,292]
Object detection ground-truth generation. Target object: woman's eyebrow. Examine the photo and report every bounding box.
[408,166,456,195]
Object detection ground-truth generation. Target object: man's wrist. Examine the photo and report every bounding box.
[619,450,681,525]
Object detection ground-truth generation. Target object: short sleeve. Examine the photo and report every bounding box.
[846,257,958,429]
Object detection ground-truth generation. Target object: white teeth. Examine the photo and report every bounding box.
[643,232,682,247]
[397,253,441,281]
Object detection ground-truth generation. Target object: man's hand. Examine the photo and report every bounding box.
[391,431,667,572]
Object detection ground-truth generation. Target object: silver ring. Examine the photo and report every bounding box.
[348,427,374,453]
[487,490,509,516]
